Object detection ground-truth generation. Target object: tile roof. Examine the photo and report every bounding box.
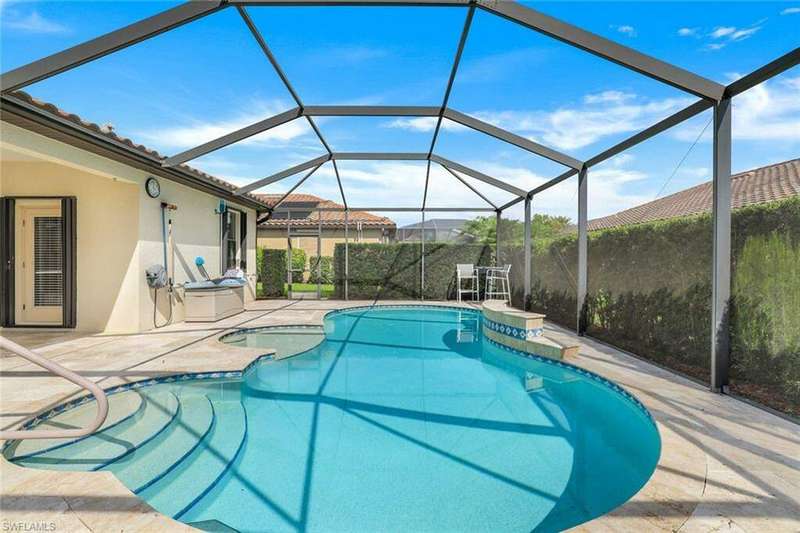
[256,194,396,228]
[588,158,800,231]
[3,91,268,207]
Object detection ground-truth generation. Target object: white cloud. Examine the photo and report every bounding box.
[701,23,763,50]
[677,27,699,37]
[136,101,314,150]
[612,24,637,37]
[385,91,695,152]
[710,26,737,38]
[583,90,635,104]
[730,26,761,41]
[470,94,693,151]
[780,7,800,14]
[2,9,68,33]
[673,75,800,143]
[383,116,466,133]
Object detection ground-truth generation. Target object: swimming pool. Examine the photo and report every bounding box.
[5,305,660,532]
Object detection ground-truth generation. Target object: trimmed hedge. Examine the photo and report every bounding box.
[309,256,334,284]
[333,243,492,300]
[260,248,287,297]
[509,196,800,416]
[290,248,306,274]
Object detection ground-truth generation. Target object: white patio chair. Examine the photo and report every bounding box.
[456,263,479,302]
[485,264,511,303]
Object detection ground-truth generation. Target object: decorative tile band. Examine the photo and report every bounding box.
[484,336,656,425]
[483,316,544,341]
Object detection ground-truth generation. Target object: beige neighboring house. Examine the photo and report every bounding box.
[256,194,396,260]
[1,91,268,333]
[589,158,800,230]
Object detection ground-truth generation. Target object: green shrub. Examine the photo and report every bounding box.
[290,248,306,273]
[510,196,800,415]
[308,256,334,284]
[260,249,287,297]
[333,243,492,300]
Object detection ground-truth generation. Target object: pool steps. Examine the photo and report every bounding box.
[139,400,247,519]
[10,392,179,471]
[481,300,580,360]
[8,389,145,459]
[109,395,214,493]
[7,391,248,522]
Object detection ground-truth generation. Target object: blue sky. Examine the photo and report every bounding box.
[1,1,798,226]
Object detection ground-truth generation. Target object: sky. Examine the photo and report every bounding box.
[1,1,798,226]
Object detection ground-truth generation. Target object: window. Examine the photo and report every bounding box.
[222,209,244,272]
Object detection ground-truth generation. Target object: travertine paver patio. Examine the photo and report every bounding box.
[1,299,798,532]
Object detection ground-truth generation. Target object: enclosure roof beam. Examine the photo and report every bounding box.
[0,1,225,93]
[230,0,470,6]
[477,1,724,101]
[724,47,800,98]
[163,107,302,167]
[332,159,347,209]
[267,161,326,211]
[437,162,497,208]
[428,4,475,156]
[586,99,712,167]
[237,5,333,154]
[332,152,429,160]
[530,168,580,197]
[498,166,581,212]
[235,154,331,195]
[422,160,432,210]
[272,206,495,212]
[430,154,527,197]
[443,108,583,169]
[303,105,441,116]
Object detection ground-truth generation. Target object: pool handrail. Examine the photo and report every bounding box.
[0,336,108,441]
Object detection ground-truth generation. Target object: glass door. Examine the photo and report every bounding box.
[15,200,63,325]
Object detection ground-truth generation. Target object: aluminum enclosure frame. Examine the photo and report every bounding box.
[1,0,798,395]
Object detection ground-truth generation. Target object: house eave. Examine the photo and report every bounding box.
[0,94,268,212]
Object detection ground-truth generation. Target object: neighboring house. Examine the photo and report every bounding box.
[395,219,472,243]
[256,194,396,260]
[1,91,266,333]
[588,158,800,231]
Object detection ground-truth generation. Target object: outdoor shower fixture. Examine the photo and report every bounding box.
[145,201,178,328]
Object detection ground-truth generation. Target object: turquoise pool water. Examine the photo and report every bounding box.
[7,306,660,532]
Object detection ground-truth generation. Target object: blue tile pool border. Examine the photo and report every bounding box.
[4,302,656,452]
[483,316,544,340]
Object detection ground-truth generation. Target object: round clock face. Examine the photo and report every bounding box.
[145,177,161,198]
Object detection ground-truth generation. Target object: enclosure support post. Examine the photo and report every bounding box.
[286,212,292,298]
[523,196,532,310]
[711,97,732,393]
[421,211,425,301]
[317,210,322,299]
[344,209,349,301]
[495,210,502,267]
[577,166,588,335]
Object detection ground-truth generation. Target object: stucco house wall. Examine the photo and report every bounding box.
[1,122,257,333]
[257,227,387,259]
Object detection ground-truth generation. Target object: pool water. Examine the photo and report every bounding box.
[6,306,660,532]
[220,325,325,359]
